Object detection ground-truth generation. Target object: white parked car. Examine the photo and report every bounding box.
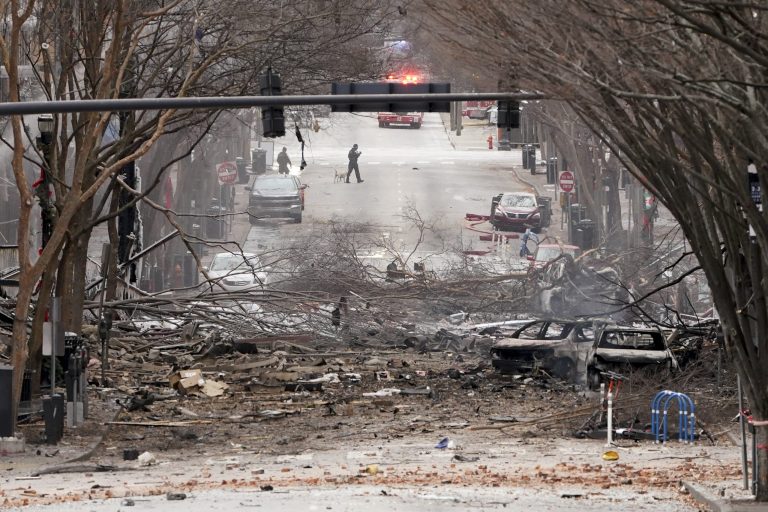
[205,252,269,292]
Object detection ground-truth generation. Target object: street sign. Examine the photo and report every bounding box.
[559,170,575,193]
[216,161,238,185]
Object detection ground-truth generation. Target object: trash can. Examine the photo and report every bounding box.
[577,219,597,249]
[43,394,64,444]
[251,148,267,174]
[0,365,13,437]
[183,251,198,287]
[547,157,558,185]
[522,144,530,168]
[568,203,587,243]
[537,197,552,227]
[151,265,164,292]
[206,205,224,239]
[236,157,248,184]
[528,146,537,174]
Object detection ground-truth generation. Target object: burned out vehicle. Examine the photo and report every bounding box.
[586,326,678,389]
[490,320,596,382]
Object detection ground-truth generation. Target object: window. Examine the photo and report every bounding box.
[541,322,571,340]
[210,255,259,272]
[598,331,664,350]
[514,322,544,339]
[502,194,536,208]
[254,177,296,192]
[574,325,595,342]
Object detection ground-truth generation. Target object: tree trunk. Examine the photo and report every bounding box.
[57,198,94,333]
[753,424,768,500]
[10,278,34,427]
[27,273,55,397]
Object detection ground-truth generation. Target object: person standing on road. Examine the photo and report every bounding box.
[346,144,364,183]
[277,147,292,174]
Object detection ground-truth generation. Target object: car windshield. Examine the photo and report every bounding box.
[254,177,296,192]
[535,247,565,262]
[210,255,258,272]
[502,194,536,207]
[598,331,665,350]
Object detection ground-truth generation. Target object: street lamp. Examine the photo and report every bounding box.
[37,114,54,145]
[35,115,55,251]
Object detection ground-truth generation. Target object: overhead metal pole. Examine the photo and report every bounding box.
[0,93,544,116]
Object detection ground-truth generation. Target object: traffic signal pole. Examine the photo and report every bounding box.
[0,92,544,116]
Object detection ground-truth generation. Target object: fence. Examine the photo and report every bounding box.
[0,245,18,272]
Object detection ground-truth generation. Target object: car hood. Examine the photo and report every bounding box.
[208,269,265,280]
[498,206,537,214]
[593,348,670,363]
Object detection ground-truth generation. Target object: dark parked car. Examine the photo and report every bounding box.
[490,191,551,232]
[490,320,596,382]
[247,175,306,224]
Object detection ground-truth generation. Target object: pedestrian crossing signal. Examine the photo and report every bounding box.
[497,101,520,129]
[260,68,285,138]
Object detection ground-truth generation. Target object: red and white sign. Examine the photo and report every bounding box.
[216,161,238,185]
[559,170,575,193]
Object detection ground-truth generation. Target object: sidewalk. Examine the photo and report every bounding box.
[439,113,678,248]
[439,113,569,245]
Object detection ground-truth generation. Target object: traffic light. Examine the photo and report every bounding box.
[330,82,451,112]
[260,68,285,138]
[497,101,520,129]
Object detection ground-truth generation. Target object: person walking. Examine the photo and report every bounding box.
[346,144,363,183]
[277,147,292,174]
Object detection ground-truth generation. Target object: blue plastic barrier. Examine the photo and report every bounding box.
[650,390,695,443]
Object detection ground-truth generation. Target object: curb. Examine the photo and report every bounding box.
[682,481,733,512]
[439,113,456,150]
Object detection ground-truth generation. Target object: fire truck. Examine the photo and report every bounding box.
[377,111,423,129]
[462,100,495,119]
[377,71,426,128]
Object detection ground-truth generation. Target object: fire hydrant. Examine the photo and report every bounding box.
[487,135,493,150]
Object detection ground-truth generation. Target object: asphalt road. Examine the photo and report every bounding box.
[244,112,535,267]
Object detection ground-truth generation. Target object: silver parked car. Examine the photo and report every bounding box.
[205,252,269,292]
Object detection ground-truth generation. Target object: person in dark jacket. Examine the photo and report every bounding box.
[277,147,292,174]
[346,144,363,183]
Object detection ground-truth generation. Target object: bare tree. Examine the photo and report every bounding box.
[1,0,399,430]
[414,0,768,498]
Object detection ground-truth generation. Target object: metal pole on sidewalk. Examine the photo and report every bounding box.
[738,374,749,490]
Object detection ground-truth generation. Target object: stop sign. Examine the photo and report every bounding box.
[216,161,238,185]
[559,170,575,193]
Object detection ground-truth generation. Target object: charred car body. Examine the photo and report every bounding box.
[587,326,678,389]
[490,320,596,383]
[491,322,679,388]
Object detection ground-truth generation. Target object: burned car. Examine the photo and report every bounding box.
[490,320,596,382]
[586,326,678,389]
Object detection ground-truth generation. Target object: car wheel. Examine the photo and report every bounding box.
[378,121,384,128]
[293,214,302,224]
[553,359,576,381]
[587,369,601,390]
